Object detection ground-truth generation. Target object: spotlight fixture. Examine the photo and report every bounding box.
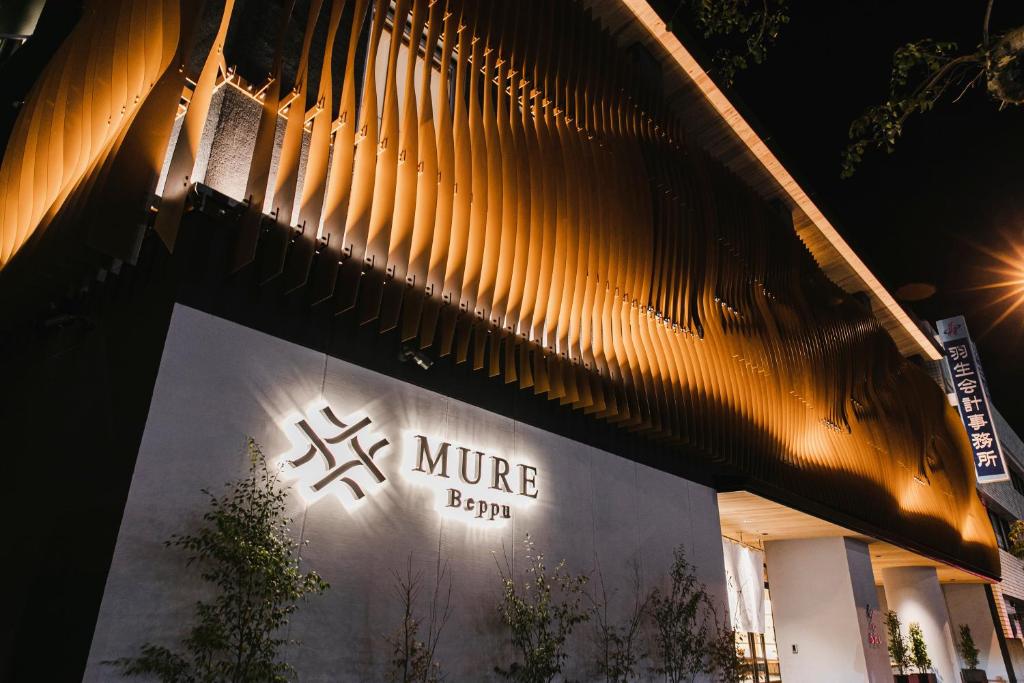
[398,344,433,371]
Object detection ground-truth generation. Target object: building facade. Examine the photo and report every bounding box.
[0,0,1013,681]
[968,407,1024,677]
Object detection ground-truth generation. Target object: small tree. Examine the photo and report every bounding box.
[385,546,454,683]
[908,622,933,674]
[1009,519,1024,559]
[107,438,328,682]
[590,560,651,682]
[705,603,745,683]
[647,546,714,683]
[957,623,981,670]
[494,534,590,682]
[885,610,912,675]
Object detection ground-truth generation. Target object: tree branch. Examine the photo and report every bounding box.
[983,0,995,52]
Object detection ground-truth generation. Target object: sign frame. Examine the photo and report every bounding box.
[937,315,1009,484]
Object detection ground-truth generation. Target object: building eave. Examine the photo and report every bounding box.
[589,0,943,361]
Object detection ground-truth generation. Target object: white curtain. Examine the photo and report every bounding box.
[722,539,765,634]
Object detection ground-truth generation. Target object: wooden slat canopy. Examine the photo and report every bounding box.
[0,0,999,578]
[584,0,944,362]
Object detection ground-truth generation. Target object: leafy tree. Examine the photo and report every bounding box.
[885,610,912,676]
[647,546,715,683]
[1009,519,1024,559]
[494,534,591,683]
[664,0,790,87]
[957,623,981,670]
[589,560,652,682]
[107,438,328,682]
[385,548,454,683]
[843,0,1024,176]
[909,622,933,674]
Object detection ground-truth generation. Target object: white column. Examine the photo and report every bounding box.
[765,537,892,683]
[881,566,959,683]
[943,583,1012,681]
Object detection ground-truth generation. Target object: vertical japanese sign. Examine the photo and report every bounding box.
[936,315,1008,484]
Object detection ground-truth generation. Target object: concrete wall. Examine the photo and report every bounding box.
[84,305,728,682]
[159,86,311,222]
[943,583,1012,681]
[882,566,960,683]
[765,537,892,683]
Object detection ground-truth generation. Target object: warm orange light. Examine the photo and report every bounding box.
[614,0,943,362]
[0,0,996,579]
[0,0,181,268]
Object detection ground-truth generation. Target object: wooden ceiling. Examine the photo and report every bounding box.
[718,491,987,584]
[581,0,943,362]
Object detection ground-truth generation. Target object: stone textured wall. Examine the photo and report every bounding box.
[83,305,727,682]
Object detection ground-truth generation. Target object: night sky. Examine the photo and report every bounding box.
[662,0,1024,430]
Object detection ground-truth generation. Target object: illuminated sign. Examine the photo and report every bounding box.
[936,316,1009,484]
[277,401,391,507]
[276,400,539,525]
[404,434,538,525]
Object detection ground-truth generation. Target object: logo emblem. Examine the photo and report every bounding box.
[278,401,389,507]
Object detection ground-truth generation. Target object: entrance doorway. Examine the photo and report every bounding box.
[732,578,782,682]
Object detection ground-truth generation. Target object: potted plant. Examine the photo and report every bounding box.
[886,610,912,682]
[957,624,986,683]
[908,622,937,683]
